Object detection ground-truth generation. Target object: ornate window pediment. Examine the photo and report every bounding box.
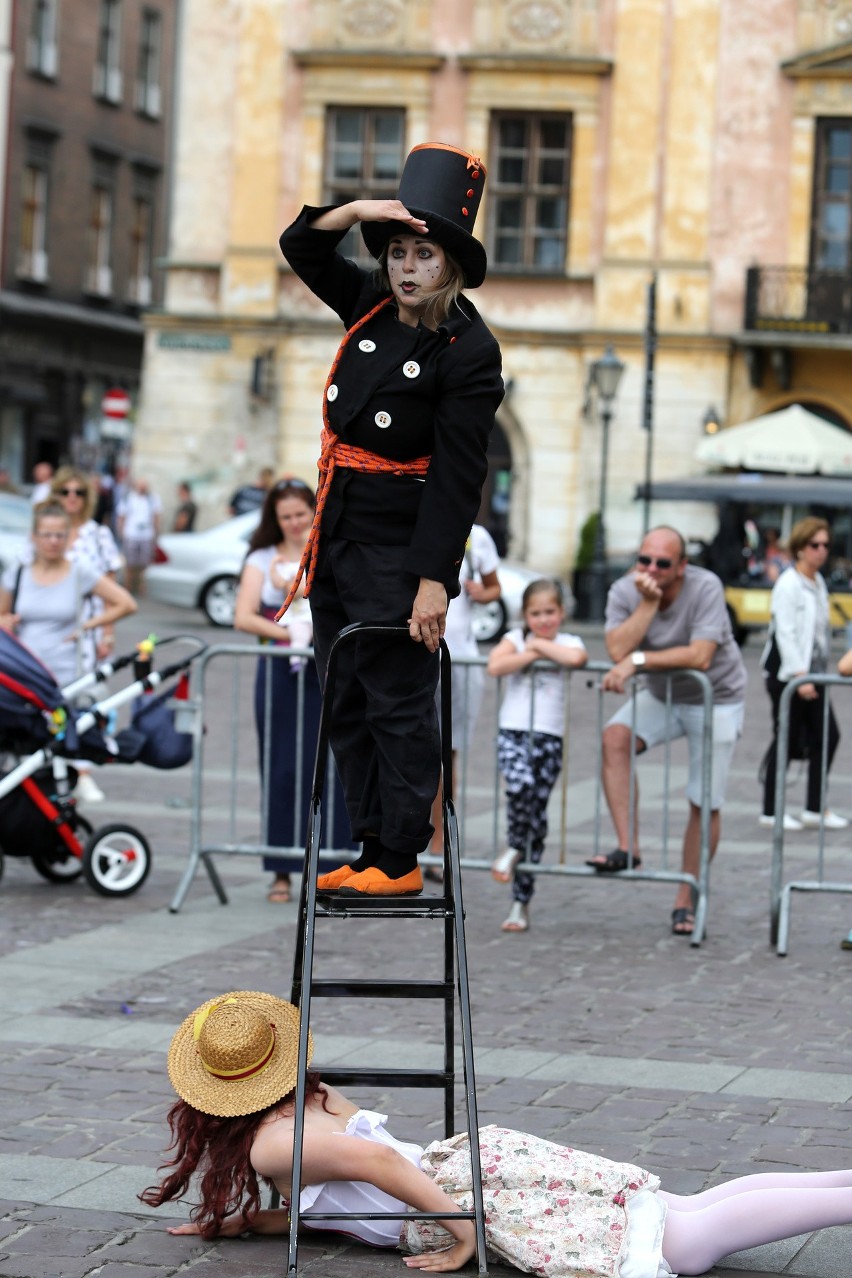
[783,39,852,78]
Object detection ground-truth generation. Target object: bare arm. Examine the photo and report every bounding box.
[0,586,18,632]
[84,576,137,630]
[839,648,852,677]
[602,638,717,694]
[525,637,588,669]
[234,563,292,645]
[605,571,663,662]
[487,635,536,677]
[464,569,501,606]
[253,1132,475,1268]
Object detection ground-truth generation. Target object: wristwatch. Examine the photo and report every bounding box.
[631,651,646,668]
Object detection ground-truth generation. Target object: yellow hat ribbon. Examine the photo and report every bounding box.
[193,997,277,1080]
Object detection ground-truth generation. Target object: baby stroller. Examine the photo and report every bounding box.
[0,630,205,896]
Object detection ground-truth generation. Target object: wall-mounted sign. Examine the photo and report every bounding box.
[158,332,232,351]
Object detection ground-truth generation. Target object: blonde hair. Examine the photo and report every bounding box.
[377,244,465,329]
[51,465,95,521]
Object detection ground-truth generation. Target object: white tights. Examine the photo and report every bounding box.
[659,1169,852,1275]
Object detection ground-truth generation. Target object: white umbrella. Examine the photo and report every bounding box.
[696,404,852,475]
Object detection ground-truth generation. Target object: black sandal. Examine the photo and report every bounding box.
[671,907,696,936]
[585,848,642,873]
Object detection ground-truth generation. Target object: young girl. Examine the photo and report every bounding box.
[487,579,587,933]
[145,989,852,1278]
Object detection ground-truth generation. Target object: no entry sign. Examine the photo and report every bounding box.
[102,387,131,419]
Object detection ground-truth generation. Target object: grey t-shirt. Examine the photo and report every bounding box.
[605,564,747,705]
[2,560,100,688]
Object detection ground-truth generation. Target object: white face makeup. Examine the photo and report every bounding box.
[386,235,447,325]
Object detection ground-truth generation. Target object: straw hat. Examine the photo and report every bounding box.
[167,990,313,1117]
[361,142,489,288]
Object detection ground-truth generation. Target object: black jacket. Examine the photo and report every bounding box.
[279,207,504,593]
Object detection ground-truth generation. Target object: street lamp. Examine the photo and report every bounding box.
[702,404,721,435]
[589,345,626,622]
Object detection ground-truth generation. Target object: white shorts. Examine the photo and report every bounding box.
[606,689,745,810]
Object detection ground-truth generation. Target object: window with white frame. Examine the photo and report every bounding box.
[128,172,156,305]
[487,113,573,273]
[93,0,122,103]
[323,107,406,262]
[18,163,50,282]
[135,8,161,117]
[86,158,116,295]
[26,0,59,78]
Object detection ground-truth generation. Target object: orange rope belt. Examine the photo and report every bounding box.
[275,296,431,622]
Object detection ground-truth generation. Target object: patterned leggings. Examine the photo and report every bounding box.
[497,729,563,904]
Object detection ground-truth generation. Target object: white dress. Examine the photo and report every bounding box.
[298,1109,673,1277]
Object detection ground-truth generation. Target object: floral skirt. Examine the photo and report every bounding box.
[401,1126,672,1278]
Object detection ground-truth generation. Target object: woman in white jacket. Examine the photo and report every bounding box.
[760,517,845,830]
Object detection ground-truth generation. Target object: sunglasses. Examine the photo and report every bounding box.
[274,478,311,492]
[637,554,674,570]
[808,540,830,550]
[58,486,87,497]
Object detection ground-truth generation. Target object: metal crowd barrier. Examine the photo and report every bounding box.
[170,644,717,944]
[770,672,852,956]
[428,657,716,946]
[169,643,345,912]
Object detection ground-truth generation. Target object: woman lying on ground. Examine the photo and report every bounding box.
[143,990,852,1277]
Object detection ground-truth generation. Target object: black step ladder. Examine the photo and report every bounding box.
[286,623,488,1276]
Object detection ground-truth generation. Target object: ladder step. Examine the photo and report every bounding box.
[314,894,455,918]
[301,1210,475,1222]
[319,1066,452,1088]
[311,979,452,998]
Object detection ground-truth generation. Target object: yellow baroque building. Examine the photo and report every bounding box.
[135,0,852,577]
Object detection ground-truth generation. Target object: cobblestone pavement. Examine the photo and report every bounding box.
[2,600,852,1277]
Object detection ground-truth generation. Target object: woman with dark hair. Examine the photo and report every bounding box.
[145,990,852,1276]
[277,142,504,897]
[234,478,353,902]
[760,515,846,831]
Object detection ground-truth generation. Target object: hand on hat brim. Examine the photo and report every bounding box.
[355,199,429,235]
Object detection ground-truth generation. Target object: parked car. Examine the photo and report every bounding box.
[146,512,556,638]
[144,512,259,625]
[0,493,31,574]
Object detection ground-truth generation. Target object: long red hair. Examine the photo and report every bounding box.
[140,1071,327,1237]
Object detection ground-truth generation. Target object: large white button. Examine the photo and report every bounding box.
[403,360,420,379]
[374,411,392,429]
[359,339,376,353]
[327,384,338,401]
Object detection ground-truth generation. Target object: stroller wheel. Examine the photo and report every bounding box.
[83,823,151,897]
[30,815,92,883]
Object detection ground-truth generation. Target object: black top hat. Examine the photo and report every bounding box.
[361,142,488,289]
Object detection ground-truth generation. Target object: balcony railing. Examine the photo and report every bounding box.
[745,265,852,335]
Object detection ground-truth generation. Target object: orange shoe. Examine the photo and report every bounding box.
[316,864,355,892]
[338,866,423,897]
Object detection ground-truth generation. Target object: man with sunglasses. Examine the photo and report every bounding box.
[587,526,747,936]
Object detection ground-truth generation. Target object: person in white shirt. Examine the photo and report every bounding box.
[425,524,501,879]
[117,477,162,595]
[487,579,587,932]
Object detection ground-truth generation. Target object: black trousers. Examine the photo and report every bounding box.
[309,539,440,859]
[762,675,840,816]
